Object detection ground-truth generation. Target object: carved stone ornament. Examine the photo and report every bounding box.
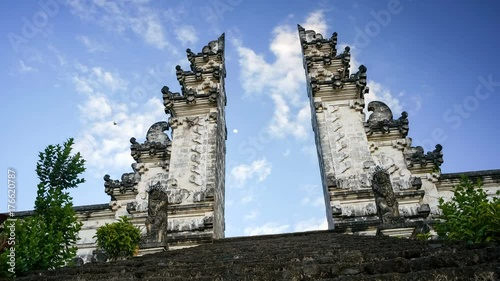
[404,144,444,168]
[145,182,169,244]
[297,24,338,57]
[103,170,139,197]
[161,35,225,114]
[364,101,409,137]
[130,121,172,162]
[372,166,404,224]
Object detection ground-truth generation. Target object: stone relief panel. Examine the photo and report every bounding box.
[371,145,416,191]
[323,102,374,190]
[168,114,211,204]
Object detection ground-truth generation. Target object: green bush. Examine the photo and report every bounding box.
[94,216,142,261]
[435,176,500,243]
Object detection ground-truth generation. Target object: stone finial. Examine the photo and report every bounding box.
[146,121,171,144]
[365,101,409,137]
[162,35,226,110]
[130,122,172,162]
[103,173,139,197]
[367,101,393,123]
[404,144,444,168]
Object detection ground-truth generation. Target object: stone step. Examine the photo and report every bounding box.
[14,231,500,280]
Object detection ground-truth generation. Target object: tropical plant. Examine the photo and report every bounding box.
[94,216,142,261]
[435,176,500,243]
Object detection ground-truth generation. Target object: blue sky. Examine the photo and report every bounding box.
[2,0,500,237]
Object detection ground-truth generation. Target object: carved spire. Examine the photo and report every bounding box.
[298,25,368,99]
[162,35,226,116]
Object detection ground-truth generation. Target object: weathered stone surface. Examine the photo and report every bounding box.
[298,25,458,235]
[14,230,500,281]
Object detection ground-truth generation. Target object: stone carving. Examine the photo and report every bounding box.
[410,177,422,189]
[297,24,324,44]
[103,169,139,197]
[330,65,368,98]
[130,121,171,161]
[162,35,225,110]
[365,101,409,137]
[335,46,351,78]
[372,166,403,224]
[404,144,443,168]
[161,86,181,116]
[145,183,169,244]
[146,121,170,144]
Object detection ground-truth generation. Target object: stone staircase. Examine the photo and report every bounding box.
[14,230,500,280]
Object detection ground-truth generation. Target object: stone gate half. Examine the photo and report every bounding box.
[104,34,227,254]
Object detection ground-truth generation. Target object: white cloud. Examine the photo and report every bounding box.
[76,35,110,52]
[293,217,328,232]
[240,194,253,204]
[300,144,317,161]
[78,95,112,121]
[72,65,127,95]
[339,44,405,118]
[18,60,37,73]
[66,0,172,51]
[234,11,326,140]
[175,25,198,45]
[244,222,290,236]
[299,184,325,209]
[72,64,165,177]
[232,129,238,134]
[231,158,272,187]
[244,210,259,221]
[302,10,327,35]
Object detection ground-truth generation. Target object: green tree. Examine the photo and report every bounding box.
[94,216,142,261]
[436,176,500,243]
[0,138,85,276]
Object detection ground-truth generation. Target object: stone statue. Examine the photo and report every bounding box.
[146,183,169,244]
[372,166,402,224]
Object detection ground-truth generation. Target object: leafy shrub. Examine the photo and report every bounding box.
[435,176,500,243]
[94,216,142,261]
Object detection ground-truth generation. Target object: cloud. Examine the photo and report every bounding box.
[365,80,404,117]
[243,210,259,221]
[18,60,37,73]
[66,0,172,51]
[231,158,272,187]
[244,222,290,236]
[300,144,317,161]
[72,64,165,177]
[302,10,327,35]
[175,25,198,46]
[299,184,325,209]
[72,66,128,95]
[78,95,113,121]
[293,217,328,232]
[76,35,110,52]
[234,11,327,140]
[340,44,405,118]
